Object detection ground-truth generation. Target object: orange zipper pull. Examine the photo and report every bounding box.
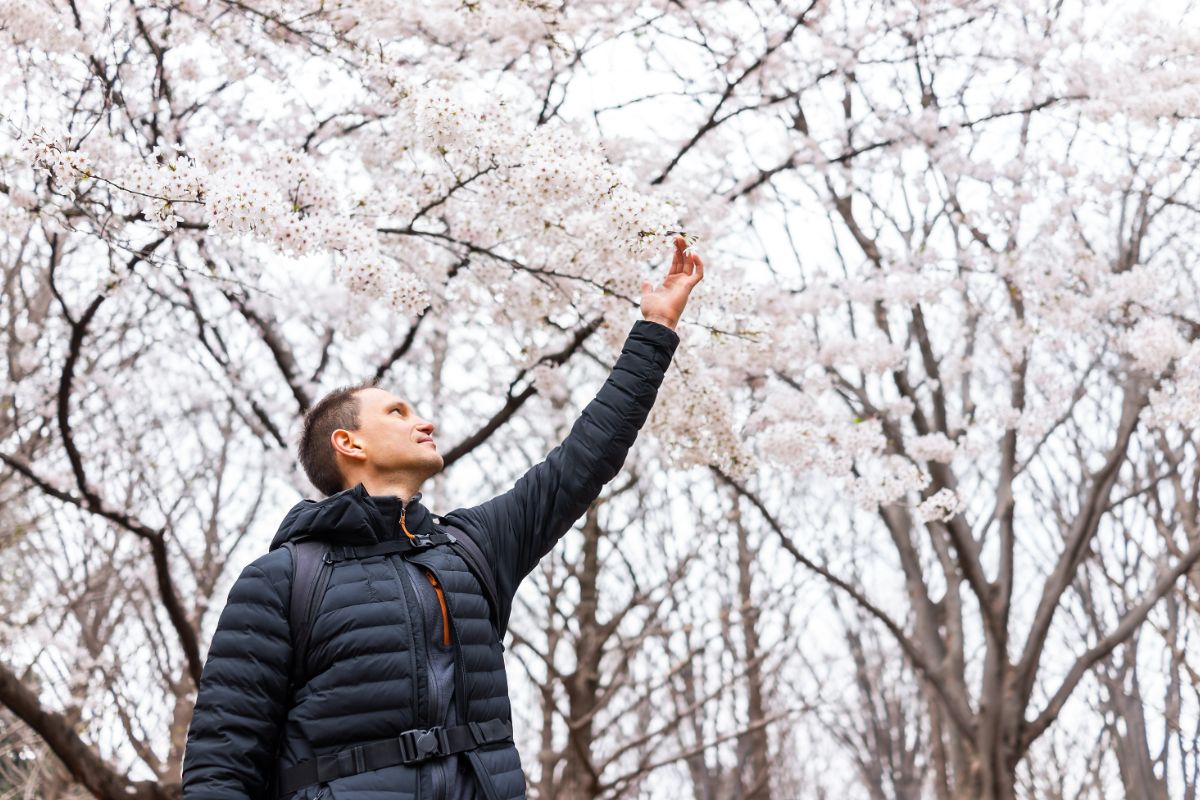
[424,571,451,646]
[400,506,416,541]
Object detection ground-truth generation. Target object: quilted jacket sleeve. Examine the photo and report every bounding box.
[446,319,679,629]
[181,548,293,799]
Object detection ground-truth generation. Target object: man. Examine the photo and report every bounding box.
[181,237,704,799]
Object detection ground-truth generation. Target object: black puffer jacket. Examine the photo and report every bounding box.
[181,319,680,799]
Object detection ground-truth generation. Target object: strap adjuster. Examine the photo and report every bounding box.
[336,747,365,776]
[398,726,446,764]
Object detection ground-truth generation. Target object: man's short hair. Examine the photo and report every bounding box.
[299,378,380,497]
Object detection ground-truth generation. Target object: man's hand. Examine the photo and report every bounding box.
[640,236,704,330]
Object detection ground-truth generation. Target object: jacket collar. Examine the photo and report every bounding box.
[269,481,433,549]
[358,483,434,542]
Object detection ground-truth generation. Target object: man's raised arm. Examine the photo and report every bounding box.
[444,238,703,630]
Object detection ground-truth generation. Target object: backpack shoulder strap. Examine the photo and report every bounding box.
[281,539,333,689]
[441,523,501,637]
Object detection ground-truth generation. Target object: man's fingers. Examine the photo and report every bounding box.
[670,238,687,275]
[688,252,704,281]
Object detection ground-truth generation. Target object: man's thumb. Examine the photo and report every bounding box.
[641,279,652,295]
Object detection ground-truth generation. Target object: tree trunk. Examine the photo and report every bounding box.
[561,510,603,799]
[734,500,772,800]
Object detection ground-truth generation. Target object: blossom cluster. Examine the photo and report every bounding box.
[23,133,94,193]
[1121,318,1189,375]
[917,488,963,523]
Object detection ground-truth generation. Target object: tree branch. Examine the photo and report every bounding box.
[1019,535,1200,752]
[0,659,177,800]
[711,467,976,736]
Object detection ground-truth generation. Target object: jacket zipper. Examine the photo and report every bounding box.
[401,505,451,647]
[399,502,453,800]
[391,499,428,741]
[419,564,454,800]
[424,571,451,646]
[401,566,439,719]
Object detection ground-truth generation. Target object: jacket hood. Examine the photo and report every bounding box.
[268,482,435,550]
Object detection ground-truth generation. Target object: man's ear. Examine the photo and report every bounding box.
[330,428,365,461]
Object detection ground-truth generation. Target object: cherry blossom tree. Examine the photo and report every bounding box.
[635,1,1200,797]
[3,1,1200,799]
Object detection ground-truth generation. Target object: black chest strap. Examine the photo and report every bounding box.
[325,530,457,563]
[276,718,513,797]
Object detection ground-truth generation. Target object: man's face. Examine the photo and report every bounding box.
[339,387,443,478]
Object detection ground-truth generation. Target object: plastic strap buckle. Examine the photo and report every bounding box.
[398,726,444,764]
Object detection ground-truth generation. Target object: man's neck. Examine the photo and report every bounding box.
[353,476,425,505]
